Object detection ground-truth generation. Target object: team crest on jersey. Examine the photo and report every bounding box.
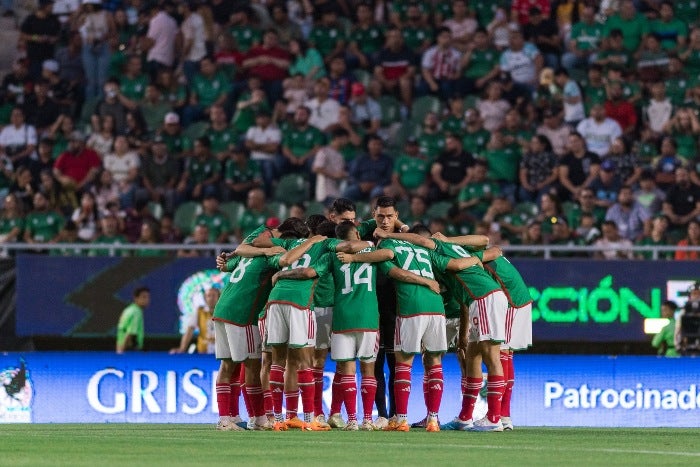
[0,359,33,423]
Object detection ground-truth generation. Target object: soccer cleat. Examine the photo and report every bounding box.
[272,421,288,431]
[302,420,332,431]
[343,420,359,431]
[395,420,410,432]
[216,417,244,431]
[314,414,331,429]
[440,417,474,431]
[285,416,306,429]
[373,416,389,430]
[501,416,514,431]
[471,416,504,432]
[360,420,376,431]
[425,419,440,432]
[327,413,347,429]
[253,419,274,431]
[410,416,427,428]
[232,416,248,430]
[246,418,256,430]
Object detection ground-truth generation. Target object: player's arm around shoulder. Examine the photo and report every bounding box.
[387,266,441,295]
[431,231,489,250]
[374,227,436,250]
[278,235,326,267]
[336,246,394,264]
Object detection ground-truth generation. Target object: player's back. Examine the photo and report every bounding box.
[214,255,275,326]
[330,247,380,331]
[432,239,501,303]
[483,255,532,308]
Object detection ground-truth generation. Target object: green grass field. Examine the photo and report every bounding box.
[1,425,699,466]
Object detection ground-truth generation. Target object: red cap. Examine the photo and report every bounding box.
[266,217,281,229]
[351,82,366,96]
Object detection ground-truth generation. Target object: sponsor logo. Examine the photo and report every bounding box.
[545,382,700,410]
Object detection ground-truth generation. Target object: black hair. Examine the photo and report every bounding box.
[335,220,357,241]
[305,214,327,234]
[133,286,150,298]
[331,127,350,139]
[278,217,310,238]
[315,220,338,238]
[533,134,553,152]
[662,300,678,310]
[196,136,211,148]
[374,195,396,210]
[331,198,356,216]
[408,224,432,236]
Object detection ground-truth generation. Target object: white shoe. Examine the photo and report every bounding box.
[246,418,255,430]
[360,419,376,431]
[373,416,389,430]
[343,420,359,431]
[470,416,503,432]
[216,416,244,431]
[253,419,274,431]
[327,413,347,429]
[501,416,514,431]
[314,414,331,429]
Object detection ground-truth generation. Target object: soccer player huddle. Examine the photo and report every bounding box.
[211,196,532,432]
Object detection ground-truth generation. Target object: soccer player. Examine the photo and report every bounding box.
[432,233,528,432]
[259,226,373,430]
[211,236,285,431]
[370,226,510,431]
[339,201,480,432]
[327,221,443,430]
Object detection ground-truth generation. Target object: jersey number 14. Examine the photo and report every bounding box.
[339,263,373,295]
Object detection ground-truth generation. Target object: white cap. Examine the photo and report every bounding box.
[164,112,180,124]
[42,59,59,73]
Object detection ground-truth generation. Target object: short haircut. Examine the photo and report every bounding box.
[133,286,150,298]
[331,198,356,216]
[278,217,310,238]
[408,224,432,236]
[331,127,350,139]
[662,300,678,310]
[335,220,357,241]
[305,214,327,234]
[315,220,338,238]
[374,195,396,210]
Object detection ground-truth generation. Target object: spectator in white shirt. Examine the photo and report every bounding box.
[499,28,543,91]
[312,127,348,202]
[594,220,634,259]
[477,81,511,132]
[244,110,281,193]
[179,0,208,85]
[644,81,673,137]
[576,104,623,157]
[0,107,37,167]
[103,135,140,209]
[305,77,341,132]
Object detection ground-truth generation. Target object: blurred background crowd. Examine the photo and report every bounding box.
[0,0,698,258]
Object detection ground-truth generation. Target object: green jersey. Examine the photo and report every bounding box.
[239,209,271,240]
[191,71,231,107]
[161,133,192,157]
[229,26,261,53]
[393,154,430,190]
[120,73,148,101]
[457,180,500,216]
[651,319,680,357]
[463,48,499,79]
[377,238,445,317]
[282,125,325,158]
[185,156,221,185]
[267,239,335,309]
[570,21,604,52]
[194,212,231,242]
[443,289,461,319]
[0,216,23,236]
[417,131,445,161]
[462,128,491,156]
[117,303,144,350]
[650,18,687,51]
[350,24,385,55]
[25,210,63,242]
[356,219,377,239]
[604,13,649,51]
[482,255,532,308]
[213,255,276,326]
[329,247,381,332]
[441,115,466,136]
[309,25,346,57]
[225,158,260,185]
[431,239,501,305]
[206,126,238,155]
[90,234,129,256]
[483,147,520,182]
[402,26,434,52]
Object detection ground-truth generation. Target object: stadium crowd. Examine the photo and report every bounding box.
[0,0,699,258]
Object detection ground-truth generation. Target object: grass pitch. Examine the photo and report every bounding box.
[2,425,698,466]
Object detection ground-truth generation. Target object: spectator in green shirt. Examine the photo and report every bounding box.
[652,300,680,357]
[604,0,649,53]
[562,5,603,72]
[116,286,150,353]
[649,2,688,52]
[183,56,231,126]
[177,136,221,202]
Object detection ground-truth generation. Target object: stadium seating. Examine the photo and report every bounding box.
[173,201,202,236]
[274,173,310,205]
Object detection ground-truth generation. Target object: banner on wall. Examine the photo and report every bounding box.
[1,352,699,427]
[15,256,700,342]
